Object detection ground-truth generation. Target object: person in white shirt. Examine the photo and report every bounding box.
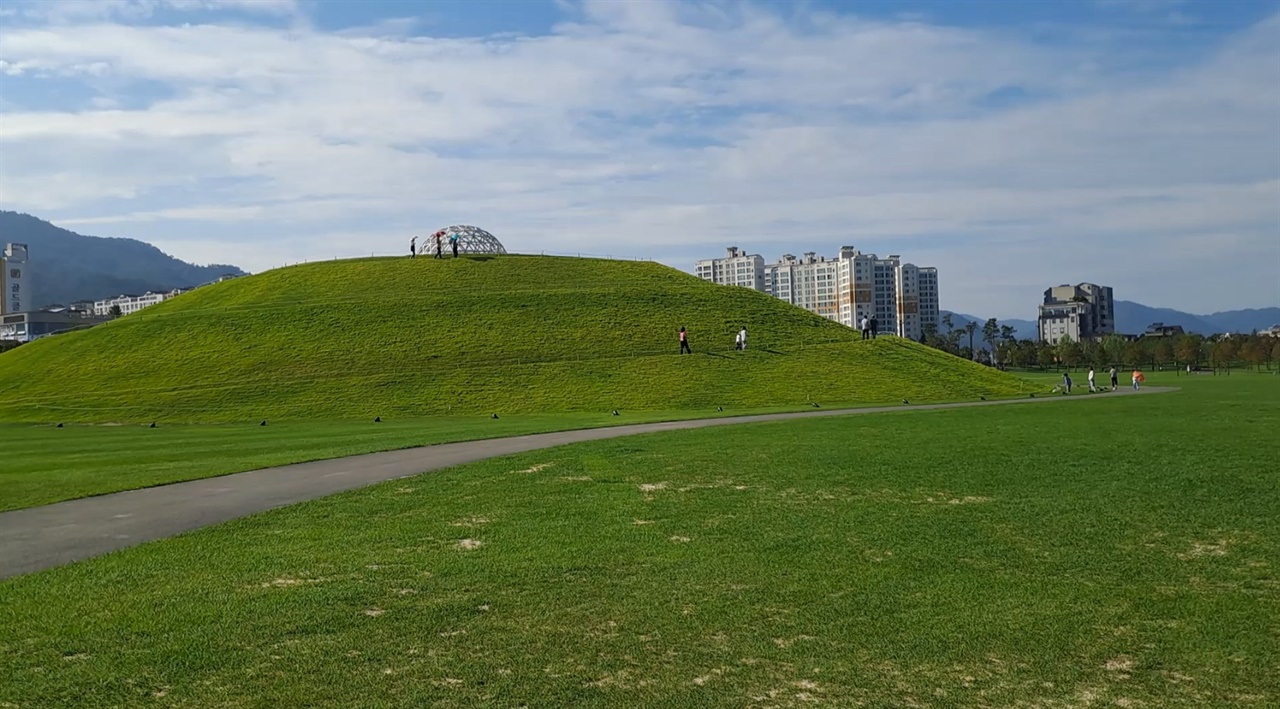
[1088,368,1097,392]
[860,317,870,340]
[738,327,748,351]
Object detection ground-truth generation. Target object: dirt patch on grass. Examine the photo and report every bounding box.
[363,608,386,617]
[514,463,554,474]
[457,538,484,551]
[639,482,669,493]
[1178,540,1230,559]
[633,519,656,525]
[259,576,324,589]
[449,516,490,527]
[1105,656,1135,673]
[670,535,692,543]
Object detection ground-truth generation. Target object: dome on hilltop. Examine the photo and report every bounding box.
[432,225,507,255]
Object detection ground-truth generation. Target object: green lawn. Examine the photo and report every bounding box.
[2,374,1276,707]
[0,256,1036,422]
[1,400,945,513]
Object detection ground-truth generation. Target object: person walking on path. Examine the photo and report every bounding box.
[410,236,417,258]
[738,326,748,351]
[1088,367,1097,392]
[1062,371,1072,394]
[450,232,460,258]
[1109,366,1119,391]
[680,327,692,355]
[860,316,870,340]
[870,316,879,339]
[434,232,444,259]
[1132,369,1145,390]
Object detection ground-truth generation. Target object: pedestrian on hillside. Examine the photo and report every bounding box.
[410,236,417,258]
[1088,367,1097,392]
[1132,369,1145,391]
[450,232,460,258]
[734,329,743,351]
[1109,366,1119,391]
[1063,371,1072,394]
[738,326,748,351]
[680,327,692,355]
[860,316,870,340]
[870,316,879,339]
[434,232,444,259]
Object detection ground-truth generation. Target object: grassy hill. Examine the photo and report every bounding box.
[0,255,1037,422]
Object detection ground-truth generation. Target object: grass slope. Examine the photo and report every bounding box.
[1,375,1275,707]
[0,256,1035,423]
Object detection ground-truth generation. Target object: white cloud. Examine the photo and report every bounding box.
[0,0,1277,318]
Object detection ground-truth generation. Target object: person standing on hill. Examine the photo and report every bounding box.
[1109,366,1119,391]
[738,326,748,351]
[1062,371,1072,394]
[450,232,460,258]
[1088,367,1097,393]
[434,232,444,259]
[410,236,417,258]
[860,316,870,340]
[680,327,692,355]
[870,316,879,339]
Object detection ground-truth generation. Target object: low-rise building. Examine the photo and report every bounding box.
[1142,322,1185,338]
[94,289,188,317]
[0,309,108,343]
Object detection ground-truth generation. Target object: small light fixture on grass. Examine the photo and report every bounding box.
[149,422,157,428]
[491,413,500,420]
[374,416,382,423]
[260,420,267,427]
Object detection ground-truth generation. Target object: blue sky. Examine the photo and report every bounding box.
[1,0,1277,319]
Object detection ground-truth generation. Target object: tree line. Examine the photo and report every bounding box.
[920,316,1280,372]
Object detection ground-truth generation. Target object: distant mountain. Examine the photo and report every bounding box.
[943,302,1280,345]
[0,211,246,307]
[940,312,1036,346]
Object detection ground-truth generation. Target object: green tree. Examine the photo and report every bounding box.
[1175,334,1202,367]
[1212,338,1238,371]
[1101,334,1127,367]
[1151,339,1173,369]
[107,304,123,319]
[964,321,979,360]
[1124,340,1145,368]
[1271,340,1280,370]
[1036,340,1056,369]
[982,318,999,362]
[1240,338,1265,371]
[1056,334,1082,369]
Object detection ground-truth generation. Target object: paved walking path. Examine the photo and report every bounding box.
[0,387,1172,580]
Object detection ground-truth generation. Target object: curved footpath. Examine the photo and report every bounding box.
[0,387,1173,580]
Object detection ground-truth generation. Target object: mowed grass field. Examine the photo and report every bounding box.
[0,256,1036,423]
[1,401,908,512]
[2,374,1276,708]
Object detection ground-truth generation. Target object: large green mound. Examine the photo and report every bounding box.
[0,256,1036,422]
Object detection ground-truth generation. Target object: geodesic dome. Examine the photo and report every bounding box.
[433,225,507,255]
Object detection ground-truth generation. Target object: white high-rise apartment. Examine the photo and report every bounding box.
[765,252,841,321]
[695,246,764,290]
[757,246,939,340]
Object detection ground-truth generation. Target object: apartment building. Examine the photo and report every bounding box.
[1037,283,1115,342]
[699,245,940,341]
[94,289,188,317]
[695,246,765,290]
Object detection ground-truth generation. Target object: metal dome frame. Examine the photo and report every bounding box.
[433,225,507,255]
